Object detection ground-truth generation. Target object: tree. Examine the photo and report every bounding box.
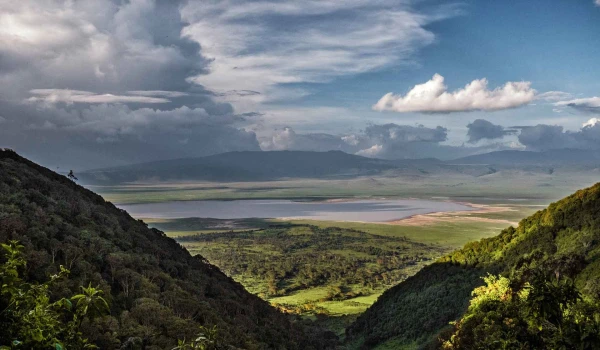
[0,241,109,349]
[441,271,600,349]
[67,170,78,181]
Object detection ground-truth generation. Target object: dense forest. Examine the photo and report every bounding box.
[177,224,442,315]
[347,182,600,349]
[0,149,337,349]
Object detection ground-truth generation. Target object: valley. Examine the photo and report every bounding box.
[126,195,541,338]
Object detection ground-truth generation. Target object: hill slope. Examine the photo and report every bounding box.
[0,149,336,349]
[80,150,396,184]
[346,182,600,348]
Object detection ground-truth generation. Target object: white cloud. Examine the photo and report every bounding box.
[127,90,190,98]
[555,97,600,113]
[0,0,207,100]
[181,0,462,111]
[584,118,599,128]
[27,89,170,104]
[373,74,536,113]
[356,144,383,157]
[596,0,600,6]
[536,91,573,102]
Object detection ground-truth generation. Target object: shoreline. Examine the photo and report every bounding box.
[386,202,520,227]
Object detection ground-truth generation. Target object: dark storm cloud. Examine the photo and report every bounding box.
[466,119,517,143]
[0,0,260,169]
[516,122,600,151]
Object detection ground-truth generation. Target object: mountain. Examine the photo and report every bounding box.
[346,182,600,349]
[451,149,600,166]
[80,150,396,184]
[0,149,336,349]
[79,149,600,185]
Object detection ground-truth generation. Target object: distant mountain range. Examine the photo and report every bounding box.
[79,149,600,184]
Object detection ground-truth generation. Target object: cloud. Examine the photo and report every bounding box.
[596,0,600,6]
[516,120,600,151]
[362,123,448,144]
[27,89,170,104]
[466,119,517,143]
[373,74,536,113]
[1,102,260,168]
[259,123,450,158]
[555,97,600,114]
[260,127,355,152]
[0,0,263,169]
[127,91,191,98]
[535,91,573,102]
[583,118,599,128]
[356,144,384,157]
[180,1,463,111]
[0,0,209,99]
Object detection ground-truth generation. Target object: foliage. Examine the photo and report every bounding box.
[178,224,442,315]
[171,326,222,350]
[347,182,600,349]
[0,149,337,349]
[0,241,108,349]
[441,271,600,349]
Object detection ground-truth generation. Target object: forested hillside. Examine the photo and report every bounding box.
[0,149,337,349]
[347,182,600,349]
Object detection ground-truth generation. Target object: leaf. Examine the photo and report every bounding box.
[55,343,64,350]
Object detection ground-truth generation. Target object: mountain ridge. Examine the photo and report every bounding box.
[0,149,336,349]
[346,181,600,348]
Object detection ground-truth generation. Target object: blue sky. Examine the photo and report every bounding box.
[1,0,599,167]
[271,0,600,136]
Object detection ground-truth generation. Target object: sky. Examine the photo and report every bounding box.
[1,0,599,169]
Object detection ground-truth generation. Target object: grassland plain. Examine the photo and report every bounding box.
[89,171,598,205]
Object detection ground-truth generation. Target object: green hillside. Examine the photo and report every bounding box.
[347,182,600,349]
[0,149,337,349]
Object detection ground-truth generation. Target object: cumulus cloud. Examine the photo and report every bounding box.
[0,0,262,169]
[356,145,384,157]
[259,123,451,159]
[181,1,463,111]
[584,118,599,128]
[516,120,600,151]
[259,122,518,160]
[260,127,355,152]
[466,119,517,143]
[555,97,600,114]
[373,74,536,113]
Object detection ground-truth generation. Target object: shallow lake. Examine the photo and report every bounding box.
[119,199,473,222]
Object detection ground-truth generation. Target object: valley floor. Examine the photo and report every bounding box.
[135,197,540,337]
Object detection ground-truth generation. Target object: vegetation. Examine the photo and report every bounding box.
[0,149,336,349]
[0,241,109,349]
[346,182,600,349]
[177,224,444,317]
[441,271,600,349]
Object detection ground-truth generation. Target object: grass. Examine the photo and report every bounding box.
[171,223,446,324]
[283,219,509,248]
[89,172,598,205]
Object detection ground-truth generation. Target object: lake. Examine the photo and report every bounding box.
[119,199,473,222]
